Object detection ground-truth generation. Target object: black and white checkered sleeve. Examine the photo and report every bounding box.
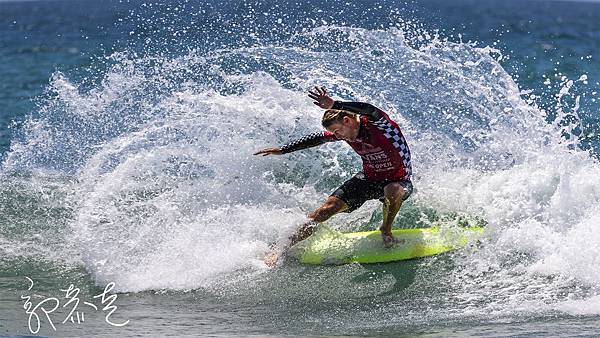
[280,131,336,154]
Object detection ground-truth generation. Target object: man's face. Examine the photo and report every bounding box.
[326,116,360,141]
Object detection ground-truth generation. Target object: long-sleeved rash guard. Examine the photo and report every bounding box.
[281,101,412,181]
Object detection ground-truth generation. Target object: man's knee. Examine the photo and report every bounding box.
[309,197,348,222]
[384,183,406,203]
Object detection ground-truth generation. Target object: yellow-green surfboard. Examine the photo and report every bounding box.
[288,225,484,265]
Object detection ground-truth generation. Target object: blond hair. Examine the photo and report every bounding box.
[321,109,357,128]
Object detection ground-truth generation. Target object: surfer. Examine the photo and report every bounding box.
[254,87,413,266]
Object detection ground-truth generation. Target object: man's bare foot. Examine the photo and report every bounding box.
[264,248,283,267]
[381,232,396,248]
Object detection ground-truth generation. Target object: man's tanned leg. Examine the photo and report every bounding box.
[288,196,349,246]
[264,196,349,266]
[380,182,407,247]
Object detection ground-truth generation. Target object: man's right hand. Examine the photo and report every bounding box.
[253,147,284,156]
[308,86,334,109]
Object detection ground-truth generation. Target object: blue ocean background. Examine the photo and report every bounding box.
[2,0,600,336]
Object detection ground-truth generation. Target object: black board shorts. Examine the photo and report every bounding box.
[331,172,413,213]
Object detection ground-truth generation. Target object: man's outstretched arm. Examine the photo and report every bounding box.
[280,131,338,153]
[254,131,338,156]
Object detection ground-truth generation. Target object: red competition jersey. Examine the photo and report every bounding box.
[280,101,412,181]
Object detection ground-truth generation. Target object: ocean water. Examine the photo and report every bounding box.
[2,0,600,336]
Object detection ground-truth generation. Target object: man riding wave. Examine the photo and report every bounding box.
[254,87,413,266]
